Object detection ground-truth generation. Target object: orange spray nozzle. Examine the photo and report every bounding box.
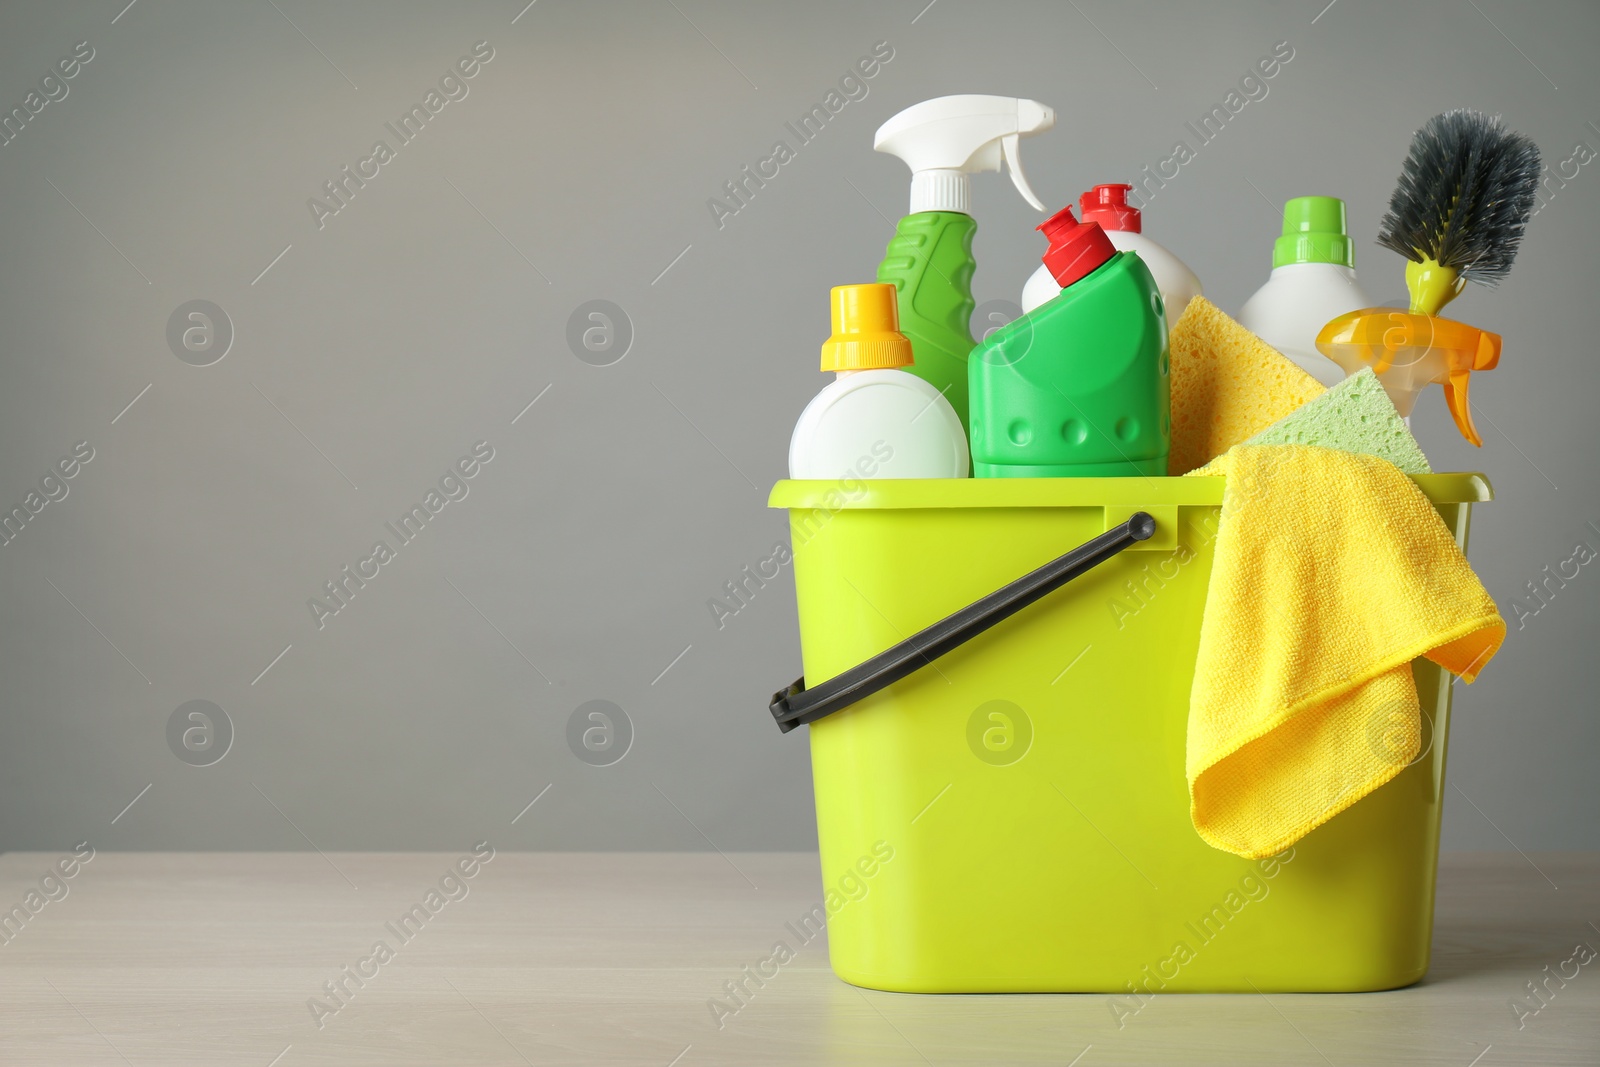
[1441,329,1502,446]
[1316,309,1502,446]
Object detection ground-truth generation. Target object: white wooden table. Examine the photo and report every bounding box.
[0,851,1594,1065]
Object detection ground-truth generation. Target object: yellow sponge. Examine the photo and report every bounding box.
[1167,297,1325,475]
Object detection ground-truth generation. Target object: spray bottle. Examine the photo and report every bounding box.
[873,95,1055,435]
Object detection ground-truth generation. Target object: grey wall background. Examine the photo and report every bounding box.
[0,0,1594,853]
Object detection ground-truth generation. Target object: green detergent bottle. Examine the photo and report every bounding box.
[873,96,1057,434]
[969,206,1170,477]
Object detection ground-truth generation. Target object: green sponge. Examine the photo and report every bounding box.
[1244,367,1432,474]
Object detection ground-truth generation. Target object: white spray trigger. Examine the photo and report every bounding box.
[1000,133,1045,212]
[874,95,1056,215]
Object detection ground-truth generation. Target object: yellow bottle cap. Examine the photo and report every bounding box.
[820,283,914,371]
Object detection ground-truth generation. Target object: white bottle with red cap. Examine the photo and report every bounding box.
[1021,184,1202,326]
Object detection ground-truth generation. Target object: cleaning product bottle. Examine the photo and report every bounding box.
[1021,184,1202,324]
[969,207,1169,478]
[873,95,1056,435]
[789,283,969,480]
[1237,196,1371,386]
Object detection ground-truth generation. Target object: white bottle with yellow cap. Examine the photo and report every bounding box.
[789,283,969,480]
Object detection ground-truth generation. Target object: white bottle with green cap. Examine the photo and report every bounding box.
[1238,195,1371,386]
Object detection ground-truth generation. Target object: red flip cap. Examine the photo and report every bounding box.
[1039,205,1116,289]
[1079,183,1141,233]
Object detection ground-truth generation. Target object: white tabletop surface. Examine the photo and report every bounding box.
[0,850,1594,1065]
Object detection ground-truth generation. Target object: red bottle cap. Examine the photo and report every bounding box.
[1038,206,1116,289]
[1078,183,1141,233]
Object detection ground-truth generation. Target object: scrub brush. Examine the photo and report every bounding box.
[1318,110,1539,446]
[1376,109,1541,317]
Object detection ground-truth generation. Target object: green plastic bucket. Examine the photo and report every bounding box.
[769,473,1490,994]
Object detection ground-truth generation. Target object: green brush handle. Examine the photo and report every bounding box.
[1406,257,1465,317]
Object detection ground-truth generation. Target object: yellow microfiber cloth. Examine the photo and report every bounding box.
[1185,444,1505,858]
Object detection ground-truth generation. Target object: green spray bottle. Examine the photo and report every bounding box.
[873,96,1056,435]
[969,206,1170,477]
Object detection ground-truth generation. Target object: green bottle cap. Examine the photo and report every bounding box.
[1272,195,1355,269]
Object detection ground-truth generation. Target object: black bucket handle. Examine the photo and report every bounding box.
[768,512,1156,733]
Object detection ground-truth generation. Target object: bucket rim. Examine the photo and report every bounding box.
[768,473,1492,510]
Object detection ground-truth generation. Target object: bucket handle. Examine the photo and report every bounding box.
[767,512,1156,733]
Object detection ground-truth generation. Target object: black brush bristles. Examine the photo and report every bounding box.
[1376,109,1541,285]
